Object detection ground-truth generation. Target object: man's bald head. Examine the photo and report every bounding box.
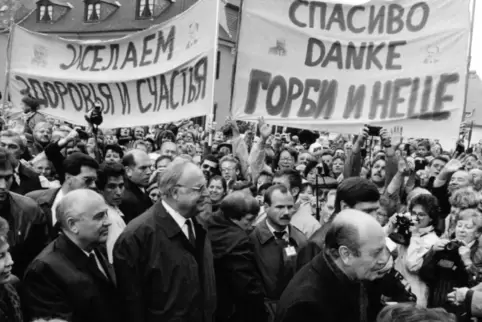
[56,189,106,229]
[325,209,390,281]
[325,209,383,258]
[122,149,152,187]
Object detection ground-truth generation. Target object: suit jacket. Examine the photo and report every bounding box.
[113,201,217,322]
[22,234,120,322]
[4,192,49,279]
[119,179,153,223]
[275,251,369,322]
[10,162,42,196]
[206,211,267,322]
[249,219,307,301]
[26,188,61,239]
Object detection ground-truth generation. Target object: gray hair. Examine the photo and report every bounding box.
[158,159,194,197]
[56,189,104,229]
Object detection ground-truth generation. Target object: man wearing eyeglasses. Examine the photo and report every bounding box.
[114,159,216,322]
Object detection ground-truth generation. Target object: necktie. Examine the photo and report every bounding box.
[186,219,196,247]
[88,253,107,278]
[273,231,286,240]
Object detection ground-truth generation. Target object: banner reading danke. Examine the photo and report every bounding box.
[8,0,219,128]
[232,0,471,141]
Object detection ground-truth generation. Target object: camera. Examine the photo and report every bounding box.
[389,215,414,246]
[365,124,382,136]
[445,240,464,251]
[75,128,89,140]
[85,101,103,126]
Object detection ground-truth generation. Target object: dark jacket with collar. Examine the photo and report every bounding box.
[113,201,217,322]
[3,192,49,278]
[275,251,369,322]
[22,234,120,322]
[119,178,153,224]
[9,162,42,196]
[26,188,61,239]
[249,219,307,301]
[206,211,267,322]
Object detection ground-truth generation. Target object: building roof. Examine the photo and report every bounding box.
[10,0,239,42]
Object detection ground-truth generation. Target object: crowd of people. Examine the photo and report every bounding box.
[1,95,482,322]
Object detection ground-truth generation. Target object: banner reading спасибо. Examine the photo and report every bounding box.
[232,0,471,141]
[8,0,219,128]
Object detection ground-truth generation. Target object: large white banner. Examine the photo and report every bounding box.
[8,0,219,128]
[232,0,471,141]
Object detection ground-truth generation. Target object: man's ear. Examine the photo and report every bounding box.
[338,246,353,266]
[340,201,349,210]
[291,187,300,198]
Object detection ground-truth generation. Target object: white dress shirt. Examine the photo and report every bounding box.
[106,205,126,264]
[266,219,289,242]
[81,249,107,278]
[51,189,64,226]
[162,200,196,239]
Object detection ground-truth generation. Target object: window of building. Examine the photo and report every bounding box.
[85,1,101,22]
[38,4,53,22]
[136,0,173,20]
[137,0,154,19]
[216,51,221,80]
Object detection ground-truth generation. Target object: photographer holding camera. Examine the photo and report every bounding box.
[385,194,440,307]
[419,208,482,318]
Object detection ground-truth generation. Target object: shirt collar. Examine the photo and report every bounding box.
[14,164,19,173]
[162,200,187,231]
[265,219,289,237]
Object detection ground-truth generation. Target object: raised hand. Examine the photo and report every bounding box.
[258,116,272,140]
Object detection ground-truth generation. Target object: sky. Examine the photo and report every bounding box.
[471,0,481,74]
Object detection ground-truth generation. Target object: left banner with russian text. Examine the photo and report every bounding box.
[8,0,219,128]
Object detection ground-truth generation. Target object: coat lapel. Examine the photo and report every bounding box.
[155,202,205,257]
[94,248,117,286]
[55,234,115,286]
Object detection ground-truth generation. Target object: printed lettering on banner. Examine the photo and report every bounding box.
[231,0,471,141]
[8,0,218,128]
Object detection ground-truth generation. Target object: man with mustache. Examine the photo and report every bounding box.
[113,159,216,322]
[23,189,119,322]
[249,184,307,321]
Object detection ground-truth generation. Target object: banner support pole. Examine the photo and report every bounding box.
[228,0,244,117]
[1,11,15,119]
[460,0,477,148]
[208,0,221,147]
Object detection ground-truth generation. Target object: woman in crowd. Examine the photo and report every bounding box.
[0,217,22,322]
[208,175,227,212]
[389,194,440,307]
[444,187,481,238]
[331,156,344,180]
[420,208,482,318]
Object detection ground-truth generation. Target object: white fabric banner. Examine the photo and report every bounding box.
[8,0,219,128]
[232,0,471,141]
